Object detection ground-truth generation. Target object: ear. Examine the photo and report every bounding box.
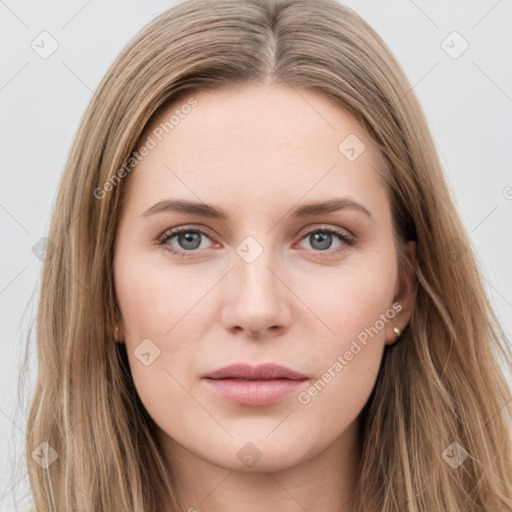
[385,240,416,345]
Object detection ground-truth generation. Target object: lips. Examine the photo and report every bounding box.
[202,363,308,381]
[202,363,309,406]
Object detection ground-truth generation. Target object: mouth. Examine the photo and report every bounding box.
[202,363,309,406]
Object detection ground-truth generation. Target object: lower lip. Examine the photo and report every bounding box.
[203,378,308,406]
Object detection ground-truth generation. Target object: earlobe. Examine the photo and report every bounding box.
[113,324,125,344]
[385,240,417,345]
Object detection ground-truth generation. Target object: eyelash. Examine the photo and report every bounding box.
[157,225,356,259]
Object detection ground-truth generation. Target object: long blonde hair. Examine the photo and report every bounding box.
[21,0,512,510]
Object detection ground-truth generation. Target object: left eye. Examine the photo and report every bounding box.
[158,226,355,257]
[296,228,354,252]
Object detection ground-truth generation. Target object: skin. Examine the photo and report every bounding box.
[113,84,416,512]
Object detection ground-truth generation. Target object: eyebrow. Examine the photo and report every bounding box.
[141,197,372,220]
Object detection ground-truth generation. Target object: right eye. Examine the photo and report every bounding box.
[158,227,217,256]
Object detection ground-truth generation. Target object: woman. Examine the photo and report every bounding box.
[24,0,512,510]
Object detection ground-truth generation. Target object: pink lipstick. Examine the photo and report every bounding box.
[202,363,309,406]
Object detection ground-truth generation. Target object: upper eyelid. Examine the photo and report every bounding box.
[296,223,353,238]
[158,225,216,242]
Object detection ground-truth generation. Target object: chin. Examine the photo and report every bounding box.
[203,436,312,473]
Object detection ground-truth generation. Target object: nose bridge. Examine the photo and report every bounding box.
[233,235,282,304]
[220,233,291,336]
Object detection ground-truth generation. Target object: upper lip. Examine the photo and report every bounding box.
[203,363,308,380]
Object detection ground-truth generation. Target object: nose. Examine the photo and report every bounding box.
[220,247,292,339]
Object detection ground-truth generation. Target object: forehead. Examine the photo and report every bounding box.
[123,85,388,218]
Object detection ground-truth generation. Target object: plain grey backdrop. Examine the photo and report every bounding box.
[1,0,511,509]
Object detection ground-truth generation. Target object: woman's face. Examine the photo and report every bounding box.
[113,84,415,474]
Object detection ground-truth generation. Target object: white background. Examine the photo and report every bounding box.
[1,0,511,509]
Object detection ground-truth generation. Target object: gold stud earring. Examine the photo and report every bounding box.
[114,325,123,343]
[393,326,401,338]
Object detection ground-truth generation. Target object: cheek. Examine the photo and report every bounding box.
[114,247,203,339]
[290,251,397,415]
[291,247,397,344]
[114,251,210,407]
